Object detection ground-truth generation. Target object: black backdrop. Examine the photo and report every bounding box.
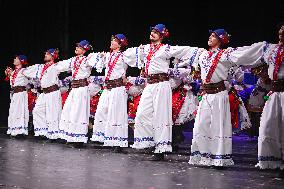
[0,0,283,124]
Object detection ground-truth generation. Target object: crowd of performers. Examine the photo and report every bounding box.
[4,23,284,177]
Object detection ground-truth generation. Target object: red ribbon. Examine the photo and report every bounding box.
[11,68,22,86]
[273,45,284,80]
[145,43,163,75]
[72,56,86,80]
[40,62,54,80]
[205,49,225,83]
[105,53,121,81]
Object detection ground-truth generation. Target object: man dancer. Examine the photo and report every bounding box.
[186,29,265,167]
[22,48,64,141]
[131,24,202,160]
[5,55,29,137]
[91,34,142,152]
[56,40,102,147]
[255,23,284,177]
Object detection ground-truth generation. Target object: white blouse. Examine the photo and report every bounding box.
[9,68,29,87]
[263,43,284,80]
[194,42,265,84]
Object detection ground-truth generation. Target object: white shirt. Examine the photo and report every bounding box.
[263,43,284,80]
[56,53,102,80]
[23,62,62,88]
[194,42,265,84]
[138,44,200,75]
[9,68,29,87]
[96,49,139,80]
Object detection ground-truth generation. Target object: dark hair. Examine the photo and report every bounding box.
[276,22,284,30]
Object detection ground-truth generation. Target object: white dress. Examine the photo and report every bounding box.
[91,49,138,147]
[256,43,284,170]
[7,68,29,136]
[188,42,265,166]
[131,44,201,153]
[56,53,102,143]
[23,62,65,139]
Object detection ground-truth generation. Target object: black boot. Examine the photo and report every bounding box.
[15,134,26,139]
[73,142,85,149]
[278,170,284,178]
[56,138,66,144]
[150,153,164,161]
[144,146,155,154]
[113,146,123,153]
[45,139,56,143]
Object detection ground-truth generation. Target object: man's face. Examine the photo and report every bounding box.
[75,46,86,55]
[44,52,53,62]
[110,38,121,50]
[150,29,162,42]
[208,32,221,48]
[13,57,21,66]
[279,25,284,43]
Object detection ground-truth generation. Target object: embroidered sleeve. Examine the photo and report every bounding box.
[55,58,73,73]
[22,64,42,79]
[123,47,144,68]
[86,52,104,68]
[95,52,108,73]
[228,41,267,67]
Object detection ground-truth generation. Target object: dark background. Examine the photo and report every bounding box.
[0,0,283,125]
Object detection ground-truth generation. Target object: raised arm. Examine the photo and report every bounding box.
[22,64,42,79]
[54,58,73,73]
[227,41,267,67]
[85,52,104,70]
[123,47,144,68]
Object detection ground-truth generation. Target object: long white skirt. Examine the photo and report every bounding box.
[132,81,173,153]
[59,86,90,143]
[256,92,284,170]
[175,91,198,125]
[33,90,62,139]
[7,91,29,136]
[91,86,128,147]
[189,90,234,167]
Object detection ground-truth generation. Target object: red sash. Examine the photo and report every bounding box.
[11,68,22,86]
[145,43,163,75]
[40,62,54,80]
[105,53,121,81]
[72,56,86,80]
[273,45,284,80]
[205,49,225,83]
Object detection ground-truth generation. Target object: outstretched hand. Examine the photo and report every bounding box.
[5,67,13,76]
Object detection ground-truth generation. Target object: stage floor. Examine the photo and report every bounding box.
[0,133,283,189]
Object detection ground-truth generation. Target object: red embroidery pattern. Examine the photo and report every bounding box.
[273,45,284,80]
[205,49,225,83]
[105,53,121,81]
[40,62,54,80]
[145,43,163,75]
[72,56,86,80]
[11,68,22,86]
[172,85,187,123]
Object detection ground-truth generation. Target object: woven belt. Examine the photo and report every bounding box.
[272,79,284,92]
[147,73,169,84]
[42,84,59,94]
[11,86,26,93]
[202,81,226,94]
[71,79,88,88]
[105,78,124,90]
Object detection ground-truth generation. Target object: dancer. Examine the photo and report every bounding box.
[4,55,29,137]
